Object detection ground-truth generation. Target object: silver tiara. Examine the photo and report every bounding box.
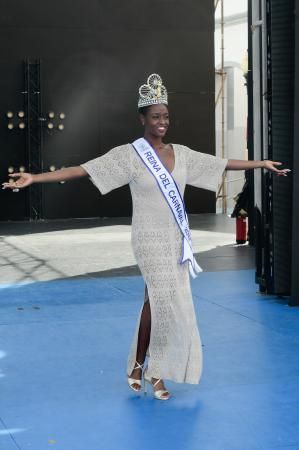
[138,74,168,108]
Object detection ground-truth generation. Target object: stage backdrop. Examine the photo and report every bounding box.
[0,0,216,220]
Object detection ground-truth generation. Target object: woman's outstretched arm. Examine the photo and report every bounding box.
[2,166,88,190]
[226,159,291,176]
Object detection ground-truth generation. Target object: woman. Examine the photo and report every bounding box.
[2,74,290,401]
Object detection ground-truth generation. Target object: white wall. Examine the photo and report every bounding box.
[215,0,248,214]
[215,0,247,18]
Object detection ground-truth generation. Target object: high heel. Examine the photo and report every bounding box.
[144,369,170,401]
[127,361,144,392]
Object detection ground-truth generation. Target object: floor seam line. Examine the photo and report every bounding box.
[0,417,22,450]
[198,296,296,337]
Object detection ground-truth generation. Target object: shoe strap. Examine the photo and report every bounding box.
[153,378,161,387]
[144,369,165,390]
[133,361,144,370]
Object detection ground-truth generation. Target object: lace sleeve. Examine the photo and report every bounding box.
[185,146,228,192]
[80,144,135,195]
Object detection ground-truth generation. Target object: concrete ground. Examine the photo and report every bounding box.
[0,214,254,283]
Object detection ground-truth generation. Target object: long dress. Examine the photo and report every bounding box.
[81,143,227,384]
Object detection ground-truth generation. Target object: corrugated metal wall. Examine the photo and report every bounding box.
[269,0,294,294]
[291,0,299,306]
[250,0,295,297]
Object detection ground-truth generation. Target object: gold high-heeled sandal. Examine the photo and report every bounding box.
[127,361,144,392]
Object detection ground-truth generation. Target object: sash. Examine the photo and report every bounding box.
[132,137,202,278]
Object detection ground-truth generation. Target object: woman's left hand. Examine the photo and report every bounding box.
[263,160,291,176]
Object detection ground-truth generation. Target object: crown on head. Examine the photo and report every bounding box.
[138,74,168,108]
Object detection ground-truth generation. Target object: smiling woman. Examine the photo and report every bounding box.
[138,103,175,176]
[1,73,290,401]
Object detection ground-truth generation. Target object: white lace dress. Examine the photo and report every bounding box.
[81,143,227,384]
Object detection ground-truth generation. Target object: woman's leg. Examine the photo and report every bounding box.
[136,286,151,363]
[129,286,169,398]
[129,285,151,389]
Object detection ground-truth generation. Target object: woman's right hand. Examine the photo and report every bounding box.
[2,172,34,191]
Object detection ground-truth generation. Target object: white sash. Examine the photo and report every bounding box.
[132,137,202,278]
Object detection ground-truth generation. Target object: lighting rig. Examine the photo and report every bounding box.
[4,59,66,220]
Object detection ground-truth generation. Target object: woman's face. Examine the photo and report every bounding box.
[140,104,169,138]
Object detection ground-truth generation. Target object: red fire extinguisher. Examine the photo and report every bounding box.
[236,215,247,244]
[231,180,249,244]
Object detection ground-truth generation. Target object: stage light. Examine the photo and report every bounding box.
[19,166,25,172]
[59,112,66,120]
[19,122,26,129]
[7,123,14,130]
[18,111,25,118]
[8,166,14,174]
[6,111,13,119]
[59,166,66,184]
[48,111,55,119]
[58,123,64,131]
[49,165,56,172]
[47,122,54,129]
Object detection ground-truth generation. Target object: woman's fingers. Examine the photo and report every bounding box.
[2,172,33,190]
[2,175,23,190]
[277,170,291,176]
[268,161,282,171]
[264,161,291,176]
[2,181,20,190]
[274,169,291,176]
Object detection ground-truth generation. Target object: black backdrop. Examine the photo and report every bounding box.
[0,0,216,220]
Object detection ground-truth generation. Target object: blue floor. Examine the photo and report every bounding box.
[0,270,299,450]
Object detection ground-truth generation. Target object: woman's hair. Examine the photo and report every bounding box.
[138,104,169,116]
[138,106,150,116]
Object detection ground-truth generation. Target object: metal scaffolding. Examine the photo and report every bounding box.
[215,0,227,213]
[24,59,44,220]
